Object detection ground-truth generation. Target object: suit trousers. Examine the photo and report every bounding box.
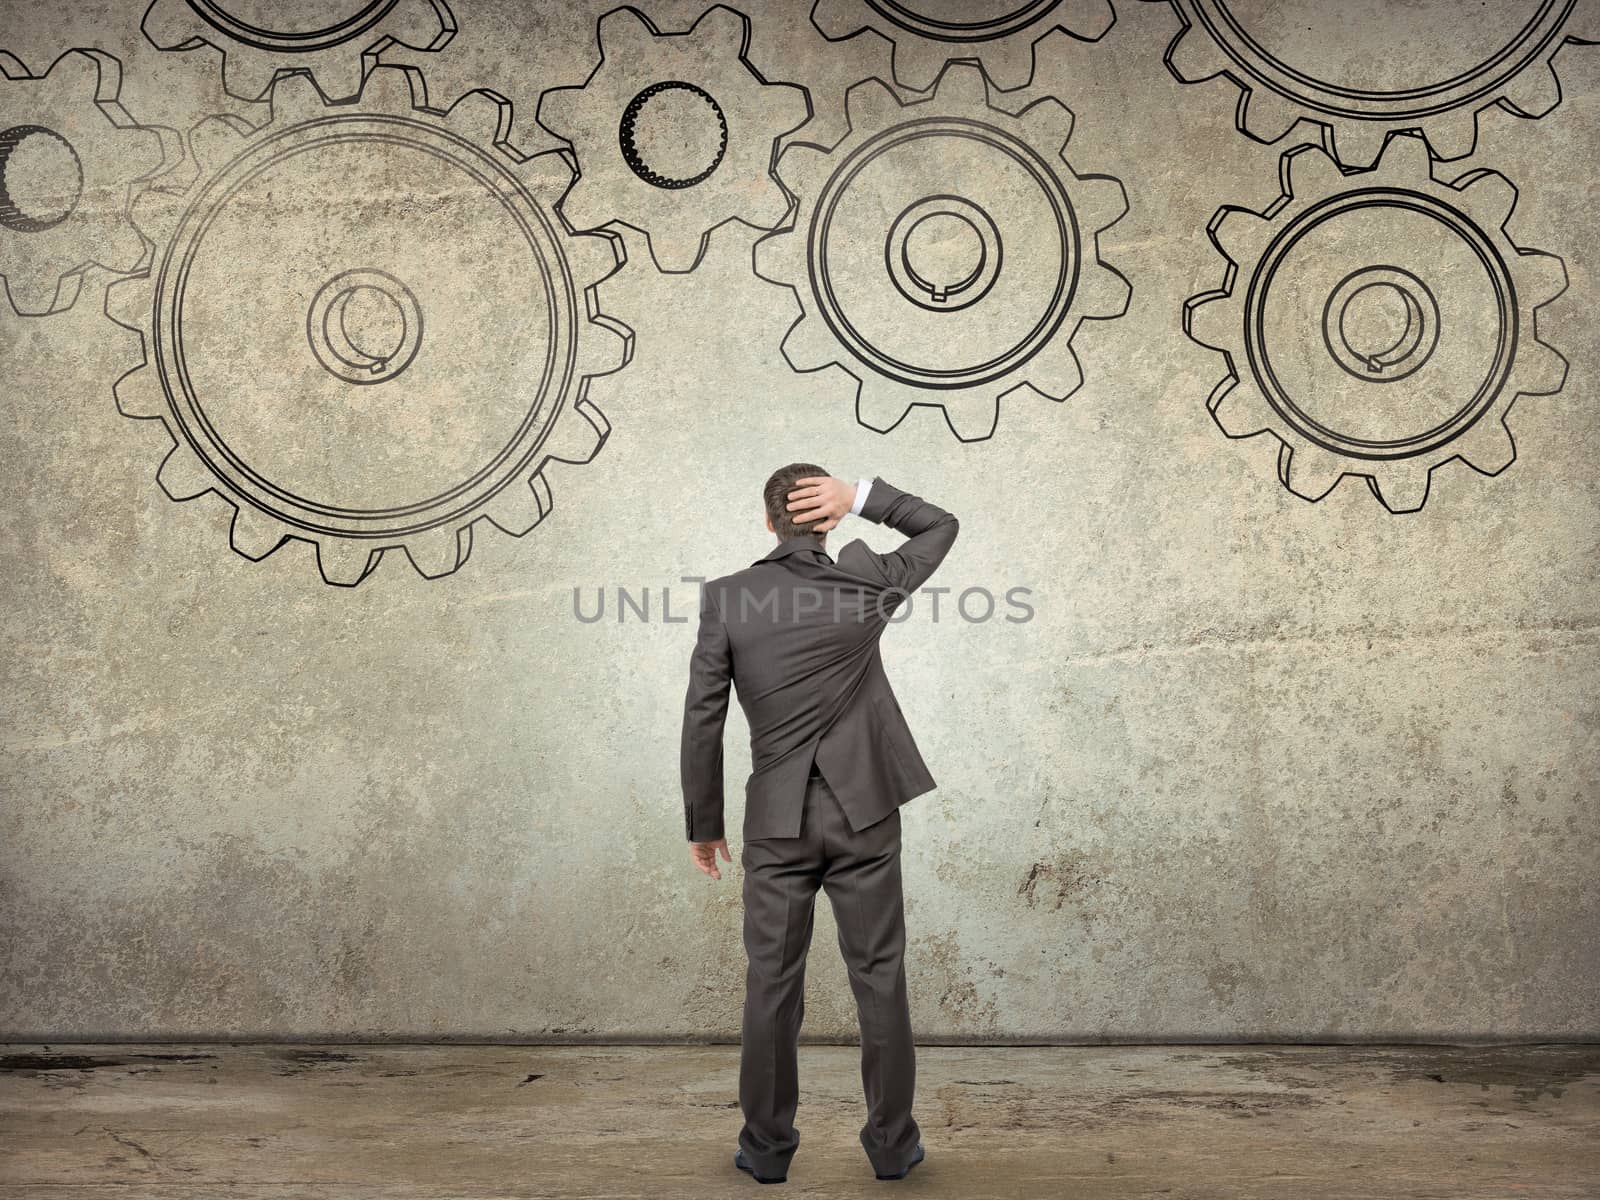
[737,768,921,1178]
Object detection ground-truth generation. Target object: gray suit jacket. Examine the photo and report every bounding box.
[681,478,959,842]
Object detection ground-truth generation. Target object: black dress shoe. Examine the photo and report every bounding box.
[734,1147,787,1184]
[875,1142,925,1181]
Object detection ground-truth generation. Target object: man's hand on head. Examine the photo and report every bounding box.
[690,837,732,880]
[786,476,855,533]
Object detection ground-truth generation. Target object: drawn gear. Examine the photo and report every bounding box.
[811,0,1115,91]
[1184,135,1568,512]
[141,0,457,102]
[0,50,162,314]
[536,5,808,273]
[1154,0,1600,165]
[106,66,633,585]
[755,61,1128,441]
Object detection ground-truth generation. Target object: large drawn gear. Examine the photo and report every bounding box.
[0,50,163,314]
[755,61,1128,441]
[1151,0,1600,166]
[141,0,457,103]
[105,65,632,586]
[537,5,809,273]
[1185,135,1568,513]
[811,0,1115,92]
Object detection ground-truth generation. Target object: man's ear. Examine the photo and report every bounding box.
[765,512,775,534]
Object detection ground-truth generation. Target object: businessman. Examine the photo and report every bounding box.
[680,465,959,1184]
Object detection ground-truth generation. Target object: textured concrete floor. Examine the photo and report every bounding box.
[0,1043,1595,1198]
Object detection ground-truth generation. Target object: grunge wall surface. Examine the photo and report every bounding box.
[0,0,1596,1040]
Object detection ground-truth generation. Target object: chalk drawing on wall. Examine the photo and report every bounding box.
[1150,0,1600,165]
[1185,134,1569,512]
[811,0,1116,91]
[0,51,164,315]
[537,5,810,274]
[105,66,634,586]
[141,0,458,103]
[755,60,1129,442]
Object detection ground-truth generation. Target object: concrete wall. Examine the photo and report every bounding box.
[0,0,1595,1041]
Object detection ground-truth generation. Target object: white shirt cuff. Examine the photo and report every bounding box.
[850,477,872,516]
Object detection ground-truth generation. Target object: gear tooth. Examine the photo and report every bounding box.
[1516,338,1569,396]
[1165,24,1229,82]
[745,180,793,232]
[1063,0,1115,40]
[773,83,811,133]
[646,226,707,274]
[527,470,555,521]
[892,40,950,94]
[1374,132,1433,183]
[130,184,185,247]
[519,150,576,208]
[1517,249,1569,308]
[1076,260,1130,320]
[1366,467,1432,514]
[811,0,865,38]
[188,115,250,175]
[566,228,620,289]
[753,227,804,286]
[387,0,456,51]
[1018,97,1072,156]
[218,52,282,103]
[543,396,609,463]
[772,142,832,203]
[1021,336,1085,401]
[1325,121,1387,169]
[1211,206,1272,264]
[1456,414,1516,475]
[105,275,153,331]
[1276,442,1347,501]
[1457,168,1519,228]
[941,393,1001,442]
[1501,61,1562,117]
[1078,174,1128,233]
[402,525,469,579]
[1185,291,1238,350]
[155,440,217,501]
[114,363,169,419]
[228,505,291,561]
[537,85,580,139]
[142,0,201,50]
[3,271,70,316]
[357,64,422,114]
[579,313,632,378]
[695,4,749,54]
[100,222,149,276]
[781,314,841,373]
[42,46,99,92]
[932,61,991,109]
[1210,378,1274,438]
[855,384,908,434]
[558,179,608,236]
[447,88,512,143]
[1239,89,1302,144]
[1562,9,1600,42]
[596,6,657,58]
[1284,144,1344,198]
[484,477,551,536]
[843,77,906,133]
[314,539,382,586]
[1423,111,1480,161]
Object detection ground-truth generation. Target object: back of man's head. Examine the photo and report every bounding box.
[763,462,828,541]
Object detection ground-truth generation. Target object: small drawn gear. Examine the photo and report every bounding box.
[0,50,163,314]
[1184,135,1568,512]
[536,5,809,273]
[141,0,457,103]
[1151,0,1600,165]
[106,65,633,586]
[811,0,1115,92]
[755,61,1129,441]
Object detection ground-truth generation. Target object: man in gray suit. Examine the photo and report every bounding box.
[680,464,959,1184]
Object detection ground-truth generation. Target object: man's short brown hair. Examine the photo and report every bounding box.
[764,462,828,541]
